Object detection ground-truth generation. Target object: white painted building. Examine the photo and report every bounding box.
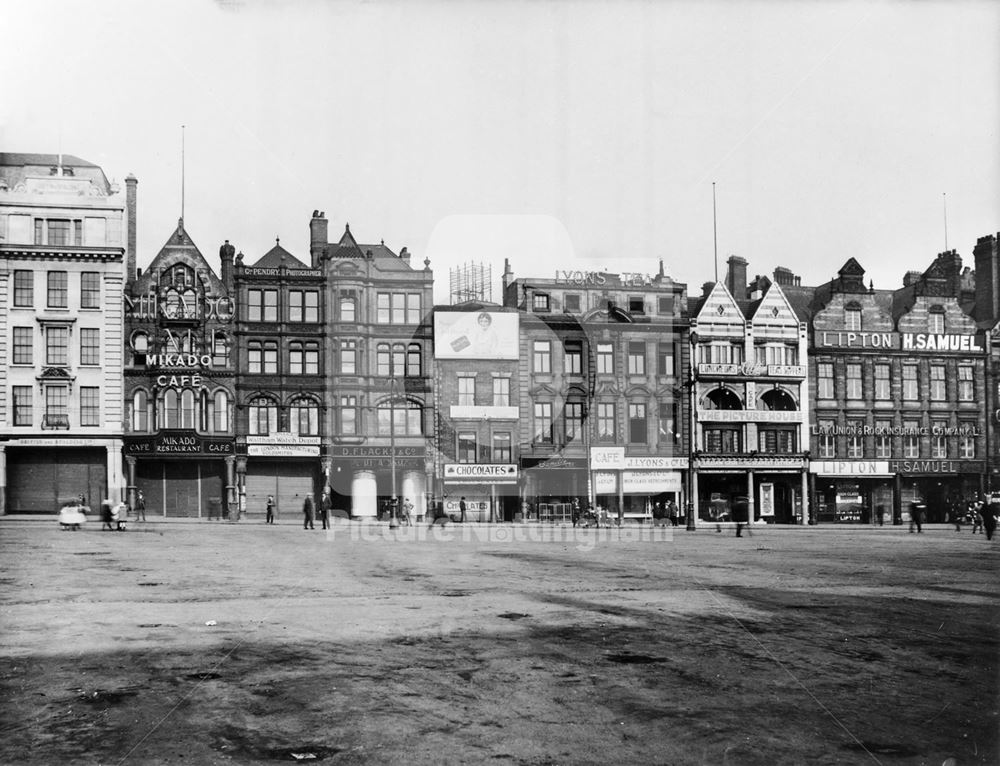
[0,153,133,512]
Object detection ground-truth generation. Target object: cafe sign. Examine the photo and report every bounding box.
[125,432,233,456]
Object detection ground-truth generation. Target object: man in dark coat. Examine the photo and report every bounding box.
[303,494,315,530]
[984,501,998,542]
[320,492,331,530]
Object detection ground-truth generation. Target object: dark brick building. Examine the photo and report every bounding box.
[503,260,690,522]
[232,239,325,520]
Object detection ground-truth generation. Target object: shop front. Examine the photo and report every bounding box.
[241,435,321,520]
[330,444,428,519]
[521,455,588,521]
[2,437,122,513]
[443,463,518,522]
[810,461,895,524]
[590,448,687,521]
[695,455,808,526]
[890,459,985,524]
[125,431,235,518]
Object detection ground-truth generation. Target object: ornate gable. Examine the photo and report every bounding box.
[693,282,744,338]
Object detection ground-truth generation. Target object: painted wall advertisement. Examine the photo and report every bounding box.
[434,311,519,360]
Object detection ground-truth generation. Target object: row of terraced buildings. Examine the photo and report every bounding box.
[2,153,999,525]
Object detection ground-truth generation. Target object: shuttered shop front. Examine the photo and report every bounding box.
[7,448,107,513]
[244,461,316,520]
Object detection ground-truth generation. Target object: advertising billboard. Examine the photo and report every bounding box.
[434,311,519,360]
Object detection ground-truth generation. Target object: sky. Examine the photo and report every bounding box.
[2,0,997,305]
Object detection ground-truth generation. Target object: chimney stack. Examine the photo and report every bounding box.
[309,210,328,268]
[725,255,747,300]
[125,174,138,284]
[502,258,514,290]
[399,246,410,265]
[974,233,1000,323]
[219,240,236,291]
[702,281,715,297]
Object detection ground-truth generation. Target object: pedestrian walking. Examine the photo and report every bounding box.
[972,501,984,534]
[320,491,331,530]
[875,506,885,527]
[100,498,114,531]
[909,503,923,533]
[668,499,679,527]
[459,497,467,523]
[953,507,962,532]
[402,497,414,526]
[265,495,276,524]
[985,502,998,542]
[303,494,315,530]
[135,490,147,522]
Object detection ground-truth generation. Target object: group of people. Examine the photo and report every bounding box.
[271,493,416,529]
[956,499,998,540]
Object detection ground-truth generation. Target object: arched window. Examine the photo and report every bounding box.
[132,389,148,432]
[213,390,229,432]
[161,389,180,429]
[760,389,796,411]
[407,343,422,377]
[181,389,196,429]
[249,397,278,435]
[290,397,319,436]
[705,388,742,410]
[392,343,406,376]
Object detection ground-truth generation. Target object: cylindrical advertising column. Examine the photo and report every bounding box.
[401,471,424,519]
[351,470,378,518]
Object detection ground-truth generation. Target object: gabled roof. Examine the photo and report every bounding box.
[328,224,366,259]
[691,282,745,323]
[131,218,226,296]
[747,281,801,323]
[250,239,310,270]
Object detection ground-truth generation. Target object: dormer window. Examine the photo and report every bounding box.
[845,304,862,331]
[628,296,645,314]
[929,306,945,334]
[563,294,581,313]
[532,292,550,312]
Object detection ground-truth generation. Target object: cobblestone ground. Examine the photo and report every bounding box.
[0,519,997,766]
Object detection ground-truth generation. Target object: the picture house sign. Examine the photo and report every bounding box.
[815,331,985,352]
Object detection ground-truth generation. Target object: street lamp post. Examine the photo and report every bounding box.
[389,375,399,529]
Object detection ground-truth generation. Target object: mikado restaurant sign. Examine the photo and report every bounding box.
[816,331,984,353]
